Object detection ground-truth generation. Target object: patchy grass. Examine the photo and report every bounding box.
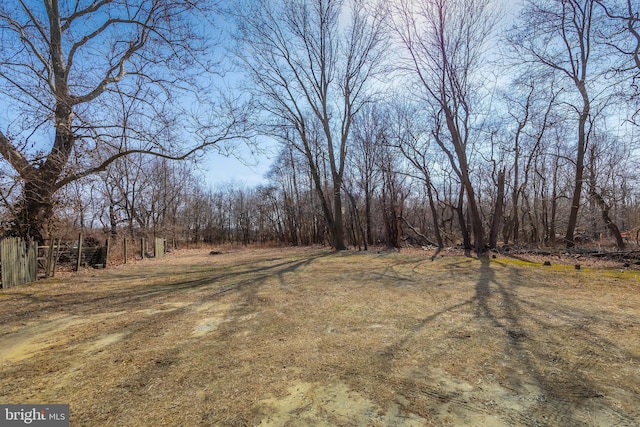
[0,247,639,426]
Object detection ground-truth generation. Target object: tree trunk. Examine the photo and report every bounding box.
[333,186,347,250]
[565,106,589,247]
[303,146,343,250]
[12,100,74,243]
[548,154,560,244]
[365,190,373,246]
[426,181,444,248]
[457,186,471,253]
[346,189,367,251]
[442,108,486,254]
[591,191,625,249]
[588,149,625,249]
[382,188,397,248]
[489,170,505,249]
[14,178,56,243]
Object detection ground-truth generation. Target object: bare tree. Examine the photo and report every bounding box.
[586,129,630,248]
[377,136,407,249]
[391,0,499,254]
[507,0,611,248]
[595,0,640,126]
[349,104,385,247]
[499,78,560,245]
[232,0,387,250]
[596,0,640,73]
[0,0,242,242]
[388,101,444,249]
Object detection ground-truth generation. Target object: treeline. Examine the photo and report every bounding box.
[54,103,639,251]
[1,0,639,252]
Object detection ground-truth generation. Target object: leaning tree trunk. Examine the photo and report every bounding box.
[565,124,587,247]
[345,189,368,251]
[365,189,373,246]
[588,153,625,249]
[592,192,625,249]
[442,108,486,254]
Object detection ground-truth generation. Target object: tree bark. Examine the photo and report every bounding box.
[332,186,347,250]
[489,170,505,249]
[457,186,471,253]
[565,92,590,247]
[426,181,444,248]
[591,191,625,249]
[14,179,55,243]
[443,108,486,253]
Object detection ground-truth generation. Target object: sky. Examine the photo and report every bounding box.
[0,0,526,191]
[203,147,273,188]
[201,0,523,188]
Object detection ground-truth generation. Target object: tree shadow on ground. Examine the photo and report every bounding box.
[3,250,639,426]
[473,257,636,425]
[374,255,639,426]
[0,251,335,322]
[0,250,337,413]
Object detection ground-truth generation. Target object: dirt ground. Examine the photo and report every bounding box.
[0,247,639,426]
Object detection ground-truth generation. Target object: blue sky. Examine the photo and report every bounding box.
[203,148,272,188]
[201,0,522,188]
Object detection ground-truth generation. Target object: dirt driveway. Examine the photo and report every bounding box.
[0,247,639,426]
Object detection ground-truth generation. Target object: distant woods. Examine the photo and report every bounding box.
[0,0,639,252]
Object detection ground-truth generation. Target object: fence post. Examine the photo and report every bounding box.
[52,238,60,277]
[76,232,83,271]
[153,237,164,258]
[27,240,36,283]
[2,238,13,288]
[141,238,145,259]
[104,238,110,268]
[46,239,54,277]
[123,238,128,264]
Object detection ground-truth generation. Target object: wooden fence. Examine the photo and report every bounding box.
[0,235,168,289]
[0,237,37,288]
[154,238,165,259]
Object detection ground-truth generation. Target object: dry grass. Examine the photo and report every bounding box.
[0,247,639,426]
